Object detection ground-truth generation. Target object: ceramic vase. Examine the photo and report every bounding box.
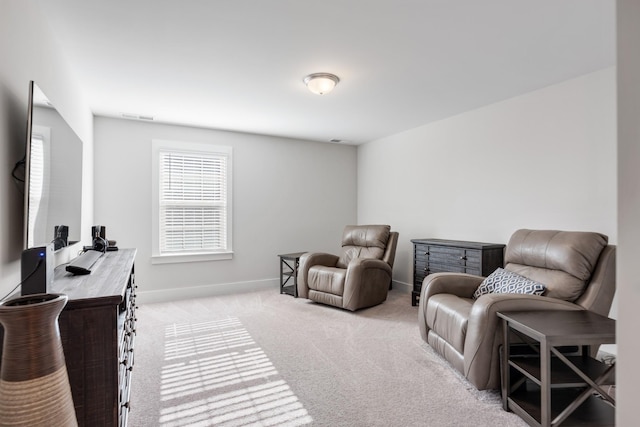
[0,293,77,426]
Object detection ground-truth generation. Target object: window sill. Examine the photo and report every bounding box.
[151,251,234,264]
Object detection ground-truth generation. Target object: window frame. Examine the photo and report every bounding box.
[151,139,233,264]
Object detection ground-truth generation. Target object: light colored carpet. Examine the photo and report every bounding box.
[128,288,527,427]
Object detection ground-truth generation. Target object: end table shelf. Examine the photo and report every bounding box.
[278,252,306,297]
[498,310,615,427]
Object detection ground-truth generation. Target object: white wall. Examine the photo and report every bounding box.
[93,117,357,302]
[358,68,617,295]
[617,0,640,424]
[0,0,93,297]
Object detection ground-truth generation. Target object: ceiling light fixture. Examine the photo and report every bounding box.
[303,73,340,95]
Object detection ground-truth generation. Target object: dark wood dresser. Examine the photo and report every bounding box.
[1,249,137,426]
[411,239,504,306]
[57,248,137,426]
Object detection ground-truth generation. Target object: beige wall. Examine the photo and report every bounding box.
[617,0,640,424]
[358,68,617,293]
[0,0,93,296]
[93,116,357,302]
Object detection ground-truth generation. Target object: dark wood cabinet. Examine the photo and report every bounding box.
[1,249,137,426]
[411,239,505,306]
[56,248,137,426]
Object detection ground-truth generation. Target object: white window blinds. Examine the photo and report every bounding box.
[158,150,229,254]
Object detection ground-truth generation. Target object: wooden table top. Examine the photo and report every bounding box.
[497,310,616,346]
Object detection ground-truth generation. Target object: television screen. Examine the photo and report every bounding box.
[23,81,83,250]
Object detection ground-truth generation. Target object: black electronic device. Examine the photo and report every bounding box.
[66,250,104,275]
[92,225,106,239]
[21,243,54,295]
[53,225,69,250]
[92,237,108,252]
[91,225,108,252]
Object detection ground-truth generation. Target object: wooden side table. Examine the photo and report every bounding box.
[498,310,615,427]
[278,252,306,297]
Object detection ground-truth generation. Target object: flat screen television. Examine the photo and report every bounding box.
[23,81,83,251]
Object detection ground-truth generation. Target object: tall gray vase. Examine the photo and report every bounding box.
[0,293,78,427]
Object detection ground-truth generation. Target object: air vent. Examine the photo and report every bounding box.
[329,139,344,143]
[121,113,154,121]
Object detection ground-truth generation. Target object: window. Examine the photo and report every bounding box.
[152,140,232,263]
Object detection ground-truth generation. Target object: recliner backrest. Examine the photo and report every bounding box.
[504,229,608,302]
[336,225,391,268]
[574,245,616,316]
[383,232,399,269]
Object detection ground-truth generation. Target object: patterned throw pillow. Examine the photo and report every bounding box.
[473,268,546,299]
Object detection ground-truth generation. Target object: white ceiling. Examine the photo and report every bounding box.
[33,0,615,145]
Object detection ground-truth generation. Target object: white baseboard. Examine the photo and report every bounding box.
[137,278,413,304]
[137,278,279,304]
[391,280,412,294]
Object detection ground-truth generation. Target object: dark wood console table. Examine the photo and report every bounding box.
[56,248,137,426]
[498,310,615,427]
[411,239,504,306]
[1,249,137,426]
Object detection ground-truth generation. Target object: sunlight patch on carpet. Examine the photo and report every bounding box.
[159,317,313,426]
[164,318,255,360]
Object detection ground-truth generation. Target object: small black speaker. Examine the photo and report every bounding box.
[91,225,108,252]
[53,224,69,250]
[92,225,106,240]
[21,243,54,295]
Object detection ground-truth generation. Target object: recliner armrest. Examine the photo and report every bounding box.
[342,257,392,311]
[344,257,392,289]
[422,272,484,300]
[417,273,484,342]
[297,252,339,299]
[348,257,392,271]
[464,293,582,390]
[302,252,339,268]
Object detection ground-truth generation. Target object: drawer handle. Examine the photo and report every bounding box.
[424,252,429,256]
[459,256,467,260]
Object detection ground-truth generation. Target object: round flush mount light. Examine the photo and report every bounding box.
[303,73,340,95]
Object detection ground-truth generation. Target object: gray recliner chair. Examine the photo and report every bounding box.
[418,229,616,390]
[298,225,399,311]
